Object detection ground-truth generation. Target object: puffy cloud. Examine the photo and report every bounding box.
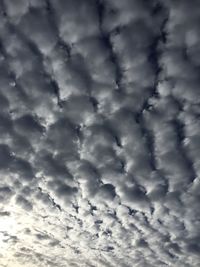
[0,0,200,267]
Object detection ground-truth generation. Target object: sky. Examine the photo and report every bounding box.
[0,0,200,266]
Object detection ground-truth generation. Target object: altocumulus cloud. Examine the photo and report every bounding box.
[0,0,200,266]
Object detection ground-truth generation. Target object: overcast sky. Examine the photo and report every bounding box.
[0,0,200,266]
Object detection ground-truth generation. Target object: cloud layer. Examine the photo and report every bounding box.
[0,0,200,266]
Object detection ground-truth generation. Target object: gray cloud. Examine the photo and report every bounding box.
[0,0,200,266]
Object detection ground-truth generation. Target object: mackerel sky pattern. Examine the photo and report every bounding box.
[0,0,200,266]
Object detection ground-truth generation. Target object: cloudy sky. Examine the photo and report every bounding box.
[0,0,200,266]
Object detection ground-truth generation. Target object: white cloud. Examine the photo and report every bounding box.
[0,0,200,266]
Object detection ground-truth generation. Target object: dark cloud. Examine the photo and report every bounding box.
[0,0,200,267]
[16,195,33,211]
[0,211,10,216]
[96,183,116,200]
[0,144,13,169]
[0,186,14,203]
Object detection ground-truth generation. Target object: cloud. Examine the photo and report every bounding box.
[15,195,33,211]
[0,0,200,267]
[0,186,14,203]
